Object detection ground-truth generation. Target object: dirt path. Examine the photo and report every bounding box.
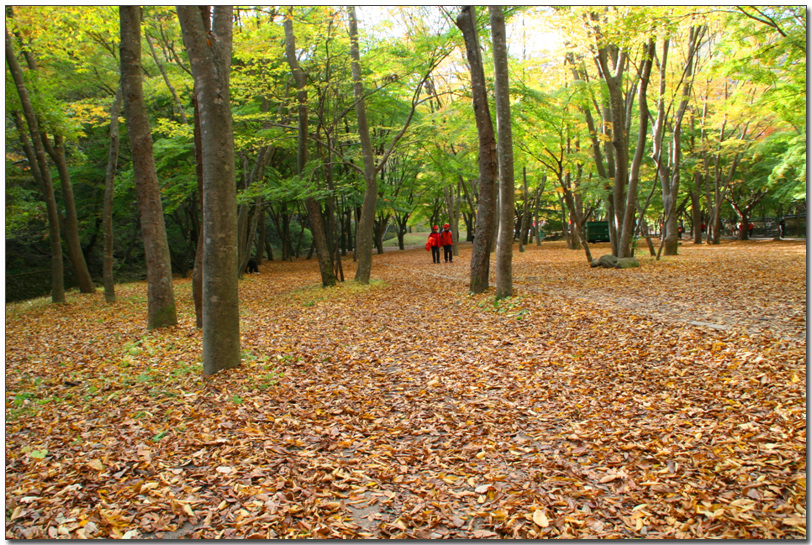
[380,240,807,342]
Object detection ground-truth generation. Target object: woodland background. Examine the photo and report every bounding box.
[5,6,806,300]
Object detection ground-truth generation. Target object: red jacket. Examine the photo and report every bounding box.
[440,229,453,246]
[427,232,442,247]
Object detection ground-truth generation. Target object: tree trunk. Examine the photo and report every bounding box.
[256,208,266,265]
[102,85,123,302]
[192,92,204,328]
[596,44,630,257]
[7,23,95,295]
[120,6,177,329]
[456,6,498,294]
[373,214,389,255]
[519,167,530,251]
[691,186,703,244]
[178,5,240,375]
[6,32,65,303]
[348,6,378,284]
[43,131,96,294]
[617,38,654,259]
[144,30,187,124]
[490,6,514,300]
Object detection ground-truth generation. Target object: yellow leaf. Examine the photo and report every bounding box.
[88,459,104,471]
[533,509,549,527]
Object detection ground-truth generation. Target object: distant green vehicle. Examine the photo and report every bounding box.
[585,221,611,243]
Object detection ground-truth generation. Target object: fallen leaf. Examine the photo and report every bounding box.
[533,509,550,528]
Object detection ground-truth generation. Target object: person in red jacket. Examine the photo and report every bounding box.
[427,225,442,263]
[440,223,454,263]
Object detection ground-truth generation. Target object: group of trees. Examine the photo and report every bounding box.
[6,6,805,374]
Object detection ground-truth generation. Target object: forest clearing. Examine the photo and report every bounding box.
[5,240,806,539]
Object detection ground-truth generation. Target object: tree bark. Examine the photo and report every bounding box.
[456,6,497,294]
[490,6,514,300]
[519,167,530,250]
[120,6,178,329]
[347,7,379,284]
[619,38,655,258]
[42,131,96,294]
[7,21,95,295]
[284,11,336,287]
[103,85,123,302]
[178,5,240,375]
[6,30,65,303]
[596,43,630,257]
[145,29,188,124]
[192,91,204,328]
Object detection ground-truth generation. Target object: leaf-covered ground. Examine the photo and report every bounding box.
[5,240,806,539]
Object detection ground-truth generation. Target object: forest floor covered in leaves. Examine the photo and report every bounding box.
[5,239,806,539]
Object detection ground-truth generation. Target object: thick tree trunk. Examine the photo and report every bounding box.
[178,5,240,374]
[490,7,514,300]
[120,6,177,329]
[6,34,65,303]
[456,6,497,294]
[596,45,630,257]
[103,86,123,302]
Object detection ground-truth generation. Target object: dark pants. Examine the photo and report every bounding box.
[443,245,453,262]
[431,246,440,263]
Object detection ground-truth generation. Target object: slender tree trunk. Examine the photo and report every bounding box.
[534,175,546,245]
[256,208,266,265]
[519,167,530,250]
[596,44,629,257]
[145,30,187,124]
[178,5,240,374]
[619,38,655,258]
[691,186,703,244]
[456,6,497,294]
[452,182,461,256]
[43,134,96,294]
[192,92,204,328]
[120,6,177,329]
[7,22,95,295]
[6,31,64,303]
[490,6,514,300]
[284,12,335,287]
[103,85,123,302]
[348,6,377,284]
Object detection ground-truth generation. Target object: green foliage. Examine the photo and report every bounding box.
[5,4,805,289]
